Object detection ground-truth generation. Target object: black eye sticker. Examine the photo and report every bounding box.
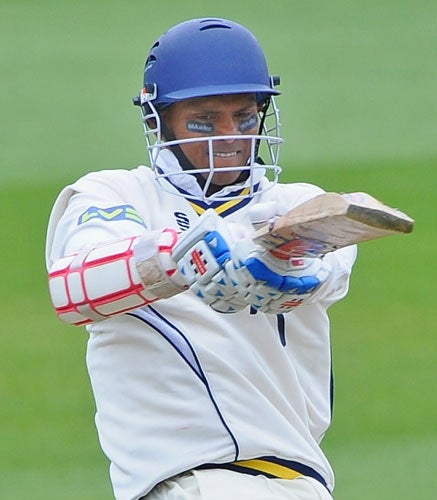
[239,114,258,132]
[187,121,215,133]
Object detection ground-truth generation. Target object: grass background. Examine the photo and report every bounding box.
[1,0,436,498]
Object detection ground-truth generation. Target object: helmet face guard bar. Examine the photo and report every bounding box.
[136,91,283,202]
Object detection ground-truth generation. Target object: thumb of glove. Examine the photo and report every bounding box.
[247,201,288,229]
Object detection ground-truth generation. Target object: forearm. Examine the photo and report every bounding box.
[48,229,187,326]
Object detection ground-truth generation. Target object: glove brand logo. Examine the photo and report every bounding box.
[280,299,303,308]
[191,249,207,275]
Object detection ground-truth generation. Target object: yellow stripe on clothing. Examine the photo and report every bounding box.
[189,202,206,216]
[232,459,303,480]
[188,187,252,217]
[214,188,251,215]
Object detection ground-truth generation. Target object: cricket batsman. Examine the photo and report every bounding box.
[46,18,357,499]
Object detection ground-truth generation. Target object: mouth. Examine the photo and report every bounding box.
[212,151,239,159]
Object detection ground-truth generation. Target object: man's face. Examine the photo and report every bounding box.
[162,93,260,186]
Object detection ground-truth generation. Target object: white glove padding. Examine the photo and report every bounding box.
[172,209,255,313]
[232,240,331,313]
[246,200,288,229]
[134,228,189,299]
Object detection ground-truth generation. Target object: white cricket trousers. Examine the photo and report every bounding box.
[145,468,333,500]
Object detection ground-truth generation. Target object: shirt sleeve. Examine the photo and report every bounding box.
[45,171,149,269]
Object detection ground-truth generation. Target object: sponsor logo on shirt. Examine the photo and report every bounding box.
[78,205,145,226]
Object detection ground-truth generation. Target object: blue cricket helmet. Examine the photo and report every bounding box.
[133,18,283,202]
[143,18,280,106]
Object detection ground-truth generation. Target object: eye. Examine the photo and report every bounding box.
[196,113,215,121]
[236,111,253,119]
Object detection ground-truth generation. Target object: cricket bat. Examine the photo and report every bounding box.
[254,192,414,258]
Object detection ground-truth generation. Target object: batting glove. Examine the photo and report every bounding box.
[234,201,332,313]
[171,209,255,312]
[232,240,331,313]
[172,207,331,314]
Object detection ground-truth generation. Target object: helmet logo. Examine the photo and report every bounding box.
[140,84,157,104]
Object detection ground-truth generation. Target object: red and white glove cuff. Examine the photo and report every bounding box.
[49,236,154,325]
[48,230,187,326]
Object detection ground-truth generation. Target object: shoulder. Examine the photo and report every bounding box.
[70,165,153,193]
[265,181,326,210]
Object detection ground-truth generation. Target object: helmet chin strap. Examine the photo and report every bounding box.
[160,120,250,197]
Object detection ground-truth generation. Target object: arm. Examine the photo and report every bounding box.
[46,179,355,324]
[48,229,187,325]
[46,177,187,326]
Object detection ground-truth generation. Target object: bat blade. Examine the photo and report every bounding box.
[253,192,414,258]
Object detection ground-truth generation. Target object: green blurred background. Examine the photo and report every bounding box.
[1,0,435,498]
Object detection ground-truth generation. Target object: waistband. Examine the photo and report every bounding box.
[196,456,329,491]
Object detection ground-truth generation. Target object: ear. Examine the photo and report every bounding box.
[158,107,173,141]
[146,117,158,129]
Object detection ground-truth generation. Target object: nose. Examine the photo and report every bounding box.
[215,115,240,140]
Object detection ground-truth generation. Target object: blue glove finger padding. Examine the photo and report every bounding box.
[204,231,232,266]
[245,256,321,294]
